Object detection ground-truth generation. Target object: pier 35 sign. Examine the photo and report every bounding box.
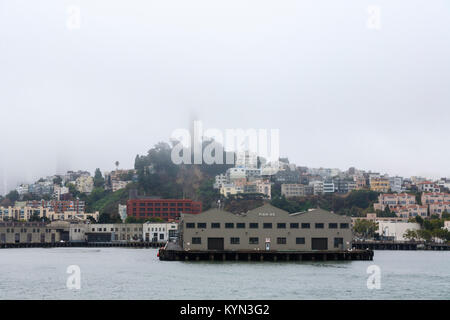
[170,120,280,169]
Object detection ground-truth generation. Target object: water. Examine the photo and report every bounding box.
[0,248,449,299]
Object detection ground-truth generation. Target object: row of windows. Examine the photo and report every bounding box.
[135,203,191,207]
[2,228,52,233]
[191,237,343,247]
[91,227,142,232]
[186,222,349,229]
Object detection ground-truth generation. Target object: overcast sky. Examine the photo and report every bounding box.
[1,0,450,194]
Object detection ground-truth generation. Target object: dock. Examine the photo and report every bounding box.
[158,248,374,261]
[0,242,165,249]
[353,240,450,251]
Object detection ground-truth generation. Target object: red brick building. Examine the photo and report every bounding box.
[127,198,202,221]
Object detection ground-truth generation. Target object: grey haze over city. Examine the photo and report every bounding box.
[1,0,449,195]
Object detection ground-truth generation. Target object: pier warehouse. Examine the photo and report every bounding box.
[180,204,352,251]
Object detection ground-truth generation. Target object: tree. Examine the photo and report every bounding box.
[53,176,62,186]
[417,229,432,242]
[5,190,19,203]
[403,229,418,241]
[353,219,379,239]
[94,168,105,188]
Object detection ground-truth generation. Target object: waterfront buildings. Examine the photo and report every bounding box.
[0,222,61,244]
[26,200,86,213]
[86,223,143,242]
[143,222,178,242]
[180,204,352,251]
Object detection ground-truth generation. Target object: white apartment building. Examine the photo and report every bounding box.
[16,184,29,196]
[417,181,440,193]
[226,168,246,181]
[255,180,271,199]
[323,181,335,194]
[373,193,416,211]
[310,181,324,195]
[389,176,403,193]
[118,204,127,222]
[143,222,178,242]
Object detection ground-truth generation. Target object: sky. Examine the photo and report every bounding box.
[1,0,450,194]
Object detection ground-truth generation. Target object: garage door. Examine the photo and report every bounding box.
[207,238,224,250]
[311,238,328,250]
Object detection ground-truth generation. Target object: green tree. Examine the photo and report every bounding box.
[94,168,105,188]
[353,219,379,239]
[403,229,418,241]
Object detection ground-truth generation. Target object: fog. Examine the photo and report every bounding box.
[1,0,450,194]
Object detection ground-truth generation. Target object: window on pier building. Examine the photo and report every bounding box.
[334,237,343,248]
[315,223,324,229]
[296,237,305,244]
[329,223,338,229]
[237,223,245,229]
[340,223,349,229]
[249,237,259,244]
[263,223,272,229]
[197,223,206,229]
[290,223,299,229]
[192,237,201,244]
[277,223,286,229]
[186,223,195,229]
[249,223,258,229]
[301,223,310,229]
[277,237,287,244]
[211,223,221,228]
[225,223,234,229]
[230,237,240,244]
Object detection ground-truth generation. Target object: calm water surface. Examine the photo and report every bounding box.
[0,248,449,299]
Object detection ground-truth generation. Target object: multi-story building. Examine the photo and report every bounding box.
[86,223,143,242]
[0,222,61,244]
[0,205,98,222]
[53,186,69,200]
[370,178,390,193]
[235,151,258,168]
[127,197,202,221]
[310,181,324,195]
[417,181,440,193]
[220,184,244,197]
[180,204,352,251]
[429,202,450,217]
[354,176,367,190]
[213,174,228,189]
[75,176,94,194]
[281,184,305,198]
[391,205,428,218]
[421,192,450,205]
[373,193,416,211]
[323,181,335,194]
[16,184,29,196]
[389,176,404,193]
[143,222,178,242]
[255,180,271,199]
[26,200,85,213]
[333,179,356,194]
[112,180,130,192]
